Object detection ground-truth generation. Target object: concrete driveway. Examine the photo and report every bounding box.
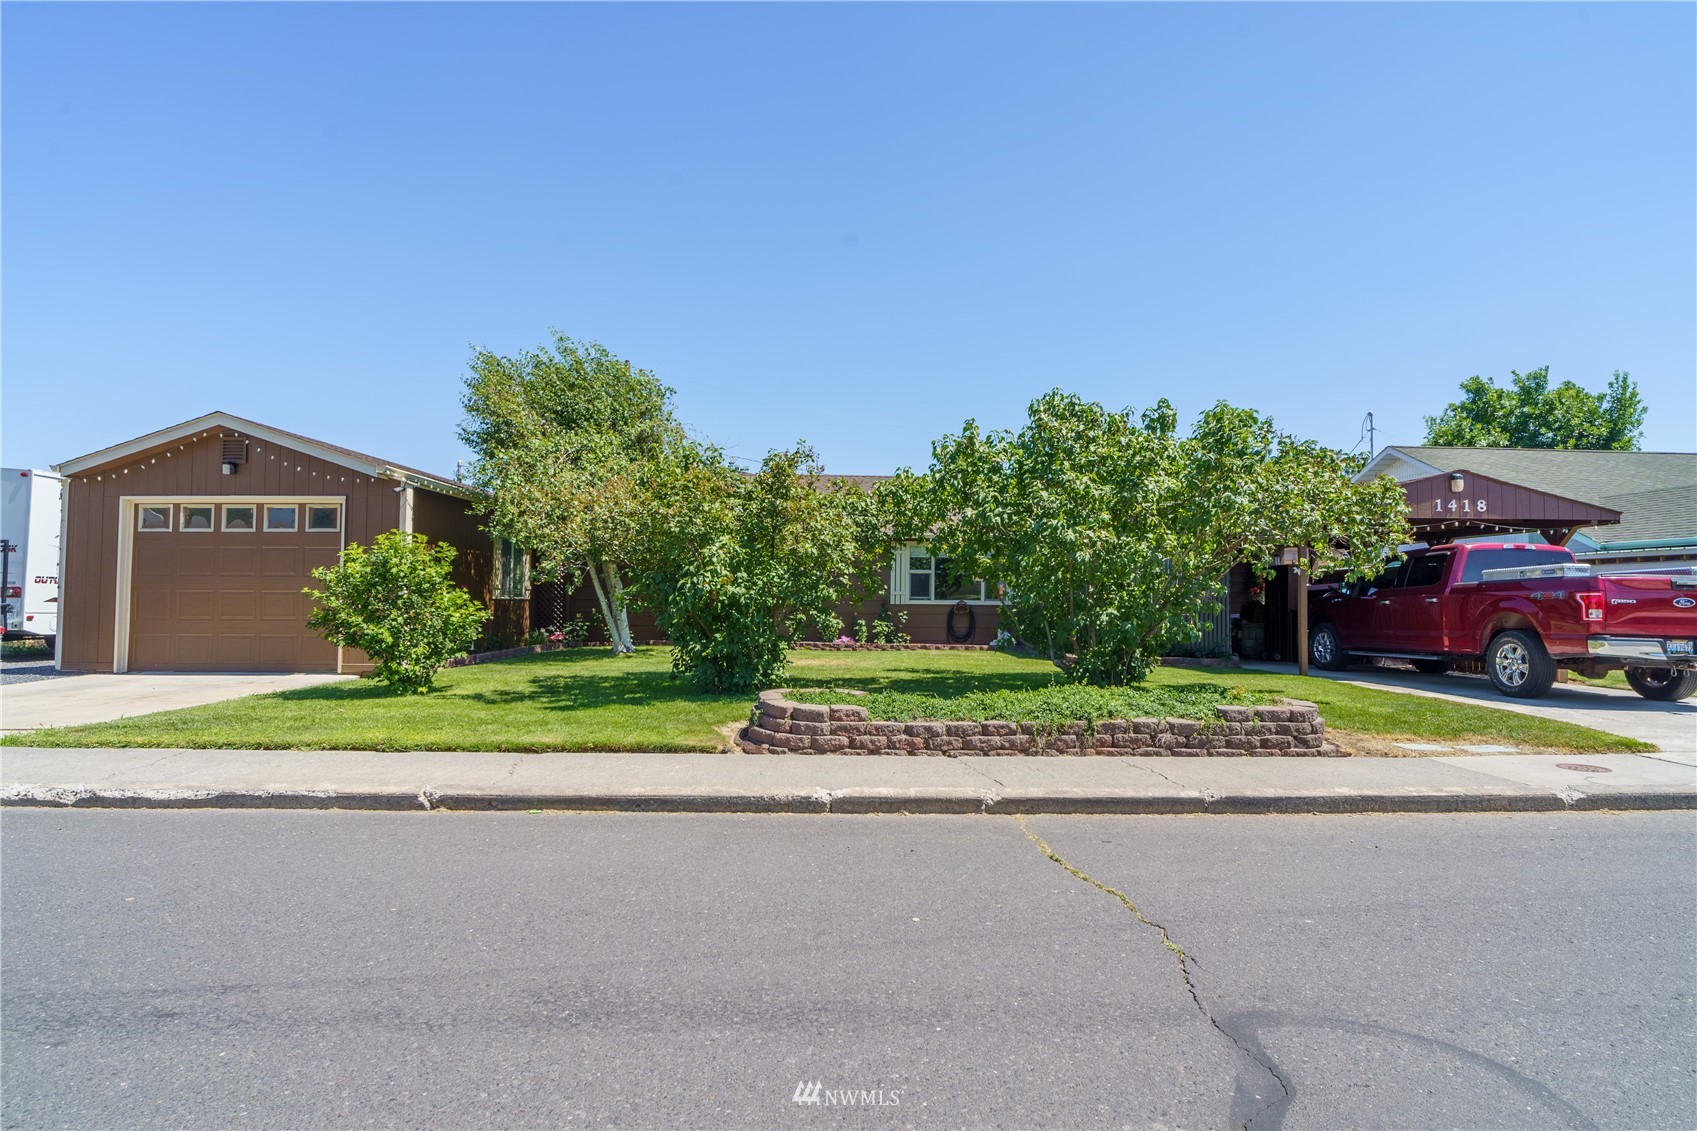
[1247,662,1697,753]
[0,671,353,734]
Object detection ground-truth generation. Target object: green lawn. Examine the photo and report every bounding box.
[3,647,1653,753]
[1566,670,1630,690]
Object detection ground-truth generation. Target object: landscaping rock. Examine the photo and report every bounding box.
[741,692,1331,757]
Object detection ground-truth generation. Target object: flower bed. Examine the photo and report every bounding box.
[740,689,1338,756]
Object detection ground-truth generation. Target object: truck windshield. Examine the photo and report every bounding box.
[1459,548,1573,583]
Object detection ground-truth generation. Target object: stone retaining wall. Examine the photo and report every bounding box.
[740,691,1338,756]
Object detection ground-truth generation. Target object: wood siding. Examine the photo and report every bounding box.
[59,428,402,672]
[1402,470,1620,538]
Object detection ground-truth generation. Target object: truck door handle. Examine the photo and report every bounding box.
[1425,597,1440,603]
[1379,599,1393,605]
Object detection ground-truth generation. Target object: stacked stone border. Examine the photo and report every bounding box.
[740,691,1338,756]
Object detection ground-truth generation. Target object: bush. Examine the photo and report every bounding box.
[635,445,880,694]
[304,530,489,694]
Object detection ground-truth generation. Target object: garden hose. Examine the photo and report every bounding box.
[947,600,976,644]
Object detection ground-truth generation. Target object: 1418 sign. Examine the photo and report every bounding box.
[1431,497,1489,514]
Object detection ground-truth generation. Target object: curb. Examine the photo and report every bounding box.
[3,786,1692,815]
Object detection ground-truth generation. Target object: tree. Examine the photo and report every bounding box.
[631,444,880,693]
[1423,368,1645,450]
[460,333,690,653]
[900,391,1411,685]
[304,531,489,694]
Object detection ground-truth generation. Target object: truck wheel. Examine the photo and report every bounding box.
[1309,624,1349,671]
[1485,631,1556,698]
[1624,668,1697,702]
[1411,659,1453,675]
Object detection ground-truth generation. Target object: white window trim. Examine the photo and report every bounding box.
[305,504,343,533]
[137,505,173,532]
[221,503,259,533]
[112,495,348,674]
[263,504,300,532]
[494,537,530,601]
[890,544,1000,605]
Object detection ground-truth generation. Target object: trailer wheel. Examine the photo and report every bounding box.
[1309,623,1350,671]
[1624,668,1697,702]
[1485,630,1556,698]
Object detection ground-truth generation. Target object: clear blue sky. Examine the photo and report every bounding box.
[5,2,1693,479]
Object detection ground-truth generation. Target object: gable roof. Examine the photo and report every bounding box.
[53,411,481,500]
[1361,445,1697,545]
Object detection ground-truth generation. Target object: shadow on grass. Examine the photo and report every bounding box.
[259,649,1064,715]
[783,665,1059,696]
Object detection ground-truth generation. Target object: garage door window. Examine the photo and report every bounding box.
[306,505,341,532]
[181,505,214,531]
[264,505,299,532]
[138,506,172,532]
[222,505,256,532]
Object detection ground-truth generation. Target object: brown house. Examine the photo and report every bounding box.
[52,412,524,674]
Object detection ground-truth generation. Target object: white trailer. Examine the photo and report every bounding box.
[1,468,65,645]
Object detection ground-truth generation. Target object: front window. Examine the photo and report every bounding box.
[138,506,171,531]
[181,505,214,531]
[901,547,993,603]
[495,538,529,600]
[264,505,299,532]
[222,505,255,532]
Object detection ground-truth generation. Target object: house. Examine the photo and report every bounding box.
[531,473,1007,647]
[1356,446,1697,568]
[51,412,528,674]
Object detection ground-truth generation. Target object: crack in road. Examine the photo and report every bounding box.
[1015,815,1290,1131]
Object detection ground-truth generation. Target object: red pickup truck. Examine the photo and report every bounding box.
[1308,542,1697,700]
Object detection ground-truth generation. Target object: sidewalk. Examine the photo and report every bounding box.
[4,747,1693,815]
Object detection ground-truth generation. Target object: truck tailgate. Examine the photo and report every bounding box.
[1599,574,1697,638]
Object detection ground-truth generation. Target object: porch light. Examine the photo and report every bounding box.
[1449,472,1465,493]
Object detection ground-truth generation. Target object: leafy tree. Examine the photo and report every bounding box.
[632,444,880,693]
[304,531,489,694]
[460,333,690,653]
[1423,368,1645,450]
[900,390,1411,685]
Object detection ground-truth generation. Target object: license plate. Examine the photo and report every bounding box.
[1670,640,1694,656]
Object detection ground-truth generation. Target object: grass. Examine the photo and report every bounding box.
[788,683,1277,727]
[1,639,51,660]
[3,646,1654,753]
[1142,666,1654,753]
[1566,670,1630,690]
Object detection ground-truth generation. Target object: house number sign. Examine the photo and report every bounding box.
[1431,497,1489,514]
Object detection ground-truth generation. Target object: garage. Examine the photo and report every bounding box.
[127,500,343,672]
[53,412,505,675]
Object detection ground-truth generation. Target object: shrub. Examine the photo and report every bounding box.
[634,444,881,693]
[304,530,489,694]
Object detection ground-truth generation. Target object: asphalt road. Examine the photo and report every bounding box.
[3,811,1692,1130]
